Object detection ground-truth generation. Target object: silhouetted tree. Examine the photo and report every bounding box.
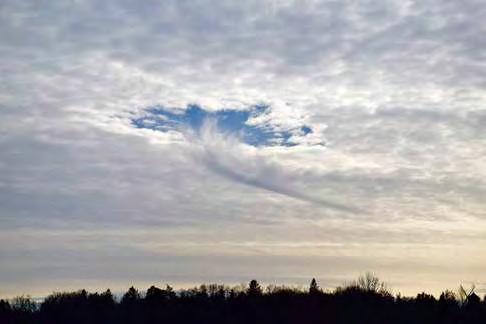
[121,287,140,306]
[11,295,36,313]
[2,276,486,324]
[458,284,476,306]
[355,272,388,294]
[0,299,12,324]
[247,280,262,297]
[309,278,320,294]
[439,290,458,306]
[145,285,164,301]
[120,286,141,324]
[100,289,115,307]
[415,292,437,323]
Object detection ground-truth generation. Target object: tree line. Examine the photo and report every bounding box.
[1,273,485,323]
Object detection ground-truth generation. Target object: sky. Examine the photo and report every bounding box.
[1,0,486,298]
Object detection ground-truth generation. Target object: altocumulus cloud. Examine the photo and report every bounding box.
[0,0,486,298]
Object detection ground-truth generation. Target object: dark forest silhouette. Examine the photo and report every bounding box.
[1,273,485,324]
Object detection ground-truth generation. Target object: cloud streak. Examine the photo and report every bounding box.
[192,120,356,212]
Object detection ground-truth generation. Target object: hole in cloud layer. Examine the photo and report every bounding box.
[132,104,319,147]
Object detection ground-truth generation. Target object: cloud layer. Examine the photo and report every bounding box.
[1,0,486,297]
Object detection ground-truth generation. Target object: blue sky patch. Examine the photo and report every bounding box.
[132,104,313,147]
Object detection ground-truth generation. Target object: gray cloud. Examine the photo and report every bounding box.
[1,0,486,297]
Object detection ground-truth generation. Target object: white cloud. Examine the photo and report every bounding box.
[1,0,486,297]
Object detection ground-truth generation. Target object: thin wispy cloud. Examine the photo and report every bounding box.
[187,118,356,212]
